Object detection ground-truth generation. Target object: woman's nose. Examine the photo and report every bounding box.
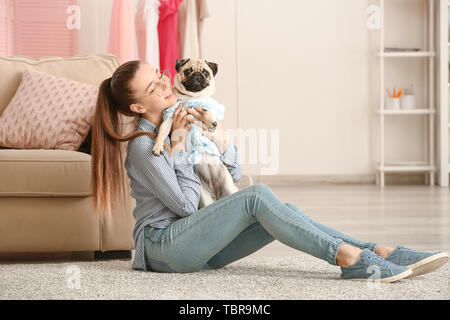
[157,81,168,90]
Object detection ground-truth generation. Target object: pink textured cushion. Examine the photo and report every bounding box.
[0,68,99,150]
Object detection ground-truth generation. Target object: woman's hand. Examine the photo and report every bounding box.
[170,103,193,151]
[187,106,228,155]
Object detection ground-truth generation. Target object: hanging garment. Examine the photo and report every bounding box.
[135,0,161,68]
[108,0,137,64]
[158,0,183,84]
[178,0,210,59]
[196,0,210,58]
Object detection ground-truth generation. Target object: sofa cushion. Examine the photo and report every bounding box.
[0,149,91,196]
[0,54,120,116]
[0,68,99,150]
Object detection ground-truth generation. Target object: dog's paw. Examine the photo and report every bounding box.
[204,120,217,132]
[152,142,164,156]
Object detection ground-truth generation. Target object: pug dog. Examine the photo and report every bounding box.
[152,58,239,209]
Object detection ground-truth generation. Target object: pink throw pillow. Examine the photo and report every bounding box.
[0,68,99,150]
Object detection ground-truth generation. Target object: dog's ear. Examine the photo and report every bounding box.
[205,61,218,76]
[175,58,190,73]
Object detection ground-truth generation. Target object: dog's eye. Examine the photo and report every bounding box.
[184,68,192,77]
[202,69,210,77]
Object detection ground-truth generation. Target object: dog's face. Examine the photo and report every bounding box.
[175,58,218,93]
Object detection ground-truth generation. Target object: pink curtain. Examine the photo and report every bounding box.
[108,0,137,64]
[1,0,78,58]
[0,0,15,55]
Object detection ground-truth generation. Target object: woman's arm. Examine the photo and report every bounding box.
[221,142,242,183]
[128,140,201,217]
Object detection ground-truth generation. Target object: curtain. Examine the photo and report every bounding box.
[0,0,15,55]
[1,0,78,58]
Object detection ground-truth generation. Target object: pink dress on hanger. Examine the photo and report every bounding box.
[108,0,137,64]
[158,0,183,84]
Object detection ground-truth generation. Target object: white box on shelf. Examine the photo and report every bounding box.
[400,94,416,109]
[386,97,400,109]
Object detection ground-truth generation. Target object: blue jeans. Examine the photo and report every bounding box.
[144,184,378,273]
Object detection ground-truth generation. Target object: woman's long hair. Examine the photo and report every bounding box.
[91,60,172,217]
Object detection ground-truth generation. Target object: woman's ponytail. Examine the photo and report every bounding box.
[91,61,172,218]
[91,77,126,217]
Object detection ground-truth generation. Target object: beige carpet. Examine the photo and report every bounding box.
[1,251,449,300]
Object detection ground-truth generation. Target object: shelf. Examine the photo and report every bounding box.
[377,51,435,58]
[440,1,450,186]
[377,109,435,115]
[375,0,438,186]
[377,162,436,173]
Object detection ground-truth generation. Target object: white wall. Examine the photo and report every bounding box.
[204,0,432,177]
[77,0,434,179]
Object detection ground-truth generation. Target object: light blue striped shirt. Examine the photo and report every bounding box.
[124,116,242,271]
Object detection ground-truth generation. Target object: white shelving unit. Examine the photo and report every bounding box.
[376,0,436,187]
[438,0,450,187]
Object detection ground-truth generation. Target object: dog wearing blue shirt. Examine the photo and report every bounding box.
[152,58,239,209]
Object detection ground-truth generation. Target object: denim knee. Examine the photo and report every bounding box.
[241,184,277,217]
[247,183,273,197]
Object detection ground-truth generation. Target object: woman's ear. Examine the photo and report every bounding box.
[129,102,147,114]
[175,58,190,73]
[205,61,218,76]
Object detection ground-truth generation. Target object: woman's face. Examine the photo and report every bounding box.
[129,62,178,116]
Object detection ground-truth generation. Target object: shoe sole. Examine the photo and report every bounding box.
[342,268,413,283]
[406,252,449,278]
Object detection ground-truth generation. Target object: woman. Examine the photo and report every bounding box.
[91,60,448,282]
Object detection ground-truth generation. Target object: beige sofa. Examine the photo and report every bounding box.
[0,54,135,259]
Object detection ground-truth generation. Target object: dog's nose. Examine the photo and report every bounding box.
[192,72,204,79]
[212,122,217,127]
